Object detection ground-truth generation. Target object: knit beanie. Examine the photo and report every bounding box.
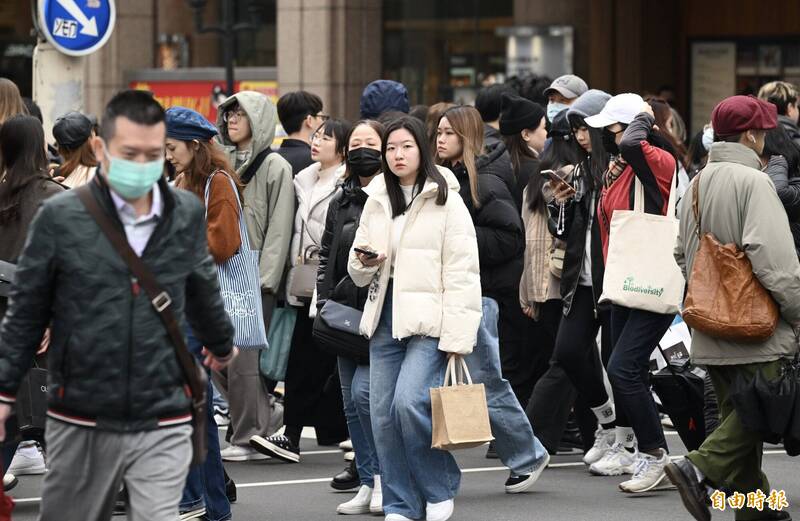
[499,94,546,136]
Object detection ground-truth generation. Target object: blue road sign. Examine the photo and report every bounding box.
[38,0,116,57]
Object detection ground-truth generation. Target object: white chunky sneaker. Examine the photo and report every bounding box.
[337,485,373,515]
[589,443,637,476]
[8,444,46,475]
[426,499,454,521]
[370,475,384,514]
[619,449,669,493]
[583,427,616,465]
[220,445,269,462]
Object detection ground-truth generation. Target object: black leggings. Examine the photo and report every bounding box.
[551,286,615,413]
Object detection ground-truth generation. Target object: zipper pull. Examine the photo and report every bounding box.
[593,306,598,319]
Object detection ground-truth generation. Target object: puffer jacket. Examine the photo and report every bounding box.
[450,149,524,300]
[347,167,482,354]
[0,176,234,430]
[316,175,369,312]
[217,91,295,293]
[675,142,800,365]
[288,162,343,308]
[763,155,800,257]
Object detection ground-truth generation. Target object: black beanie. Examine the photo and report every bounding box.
[499,94,546,136]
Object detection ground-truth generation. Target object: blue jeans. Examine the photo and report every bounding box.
[339,356,379,487]
[180,327,231,521]
[465,298,548,476]
[370,288,460,520]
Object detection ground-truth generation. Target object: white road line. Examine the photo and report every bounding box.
[8,450,791,503]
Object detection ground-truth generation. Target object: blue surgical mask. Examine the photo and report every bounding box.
[701,126,714,151]
[105,148,164,199]
[547,102,569,122]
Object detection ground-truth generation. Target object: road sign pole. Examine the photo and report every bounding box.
[32,40,85,146]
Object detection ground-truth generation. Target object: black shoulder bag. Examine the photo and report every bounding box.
[75,185,208,465]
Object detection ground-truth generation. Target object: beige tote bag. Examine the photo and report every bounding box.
[599,173,684,314]
[430,355,494,451]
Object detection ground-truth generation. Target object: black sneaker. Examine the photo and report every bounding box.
[664,459,710,521]
[505,452,550,494]
[250,434,300,463]
[331,459,360,491]
[485,440,498,459]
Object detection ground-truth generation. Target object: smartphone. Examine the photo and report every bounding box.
[353,247,379,259]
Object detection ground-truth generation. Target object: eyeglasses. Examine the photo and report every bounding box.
[223,110,247,123]
[315,113,331,121]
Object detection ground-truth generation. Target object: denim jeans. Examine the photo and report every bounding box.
[607,305,674,453]
[339,356,379,487]
[370,286,460,520]
[180,327,231,521]
[465,298,548,476]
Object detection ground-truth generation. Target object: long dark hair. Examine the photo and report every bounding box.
[0,115,49,224]
[763,125,800,176]
[382,116,448,217]
[528,135,583,213]
[568,114,607,192]
[504,133,537,178]
[647,97,688,168]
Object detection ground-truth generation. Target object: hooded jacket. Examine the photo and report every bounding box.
[450,145,525,300]
[676,143,800,365]
[217,91,295,294]
[347,167,482,354]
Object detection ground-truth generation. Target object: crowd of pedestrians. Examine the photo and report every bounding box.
[0,70,799,521]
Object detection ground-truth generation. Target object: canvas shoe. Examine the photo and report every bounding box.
[505,452,550,493]
[619,449,670,493]
[179,507,206,520]
[589,443,637,476]
[249,434,300,463]
[583,426,616,465]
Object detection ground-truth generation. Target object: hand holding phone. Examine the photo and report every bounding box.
[354,246,386,267]
[353,247,378,259]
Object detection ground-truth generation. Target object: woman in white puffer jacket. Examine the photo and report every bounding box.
[348,116,482,521]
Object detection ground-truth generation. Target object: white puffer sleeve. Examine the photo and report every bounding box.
[438,196,483,354]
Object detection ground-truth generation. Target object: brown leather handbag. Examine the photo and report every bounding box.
[682,173,779,343]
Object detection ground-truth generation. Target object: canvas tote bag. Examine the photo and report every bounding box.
[205,172,269,350]
[430,355,494,451]
[599,173,684,314]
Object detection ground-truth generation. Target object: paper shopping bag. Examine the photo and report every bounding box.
[430,355,494,451]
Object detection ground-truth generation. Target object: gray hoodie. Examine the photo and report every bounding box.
[217,91,295,294]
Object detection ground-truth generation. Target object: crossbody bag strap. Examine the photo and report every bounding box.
[74,184,205,400]
[322,197,349,298]
[691,172,702,239]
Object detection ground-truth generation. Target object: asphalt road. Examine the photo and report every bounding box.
[7,428,800,521]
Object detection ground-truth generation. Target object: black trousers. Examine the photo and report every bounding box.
[283,305,348,445]
[495,293,537,408]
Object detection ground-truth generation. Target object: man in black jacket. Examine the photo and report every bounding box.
[275,90,326,175]
[0,90,236,521]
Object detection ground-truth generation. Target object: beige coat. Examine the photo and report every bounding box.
[519,189,560,315]
[675,142,800,365]
[347,167,482,354]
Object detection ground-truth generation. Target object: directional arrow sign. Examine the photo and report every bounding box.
[39,0,116,56]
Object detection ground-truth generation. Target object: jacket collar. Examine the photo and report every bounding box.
[90,171,176,223]
[707,142,763,170]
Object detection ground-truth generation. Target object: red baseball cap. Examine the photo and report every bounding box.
[711,95,777,137]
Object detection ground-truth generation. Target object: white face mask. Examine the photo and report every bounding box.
[702,126,714,151]
[547,102,569,122]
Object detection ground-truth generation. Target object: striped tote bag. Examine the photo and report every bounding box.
[205,172,269,350]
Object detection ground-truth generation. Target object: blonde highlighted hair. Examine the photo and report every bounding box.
[437,105,484,208]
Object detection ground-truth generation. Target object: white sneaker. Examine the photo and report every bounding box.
[179,507,206,520]
[619,449,669,493]
[220,445,269,461]
[426,499,454,521]
[2,473,17,491]
[589,443,637,476]
[583,427,616,465]
[339,439,353,451]
[370,475,383,514]
[337,485,373,515]
[385,515,413,521]
[8,445,46,475]
[344,451,355,462]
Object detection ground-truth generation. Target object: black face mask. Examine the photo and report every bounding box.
[602,128,620,155]
[347,147,382,178]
